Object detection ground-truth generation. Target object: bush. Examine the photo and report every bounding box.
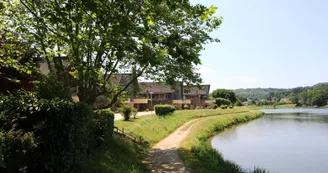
[183,104,189,110]
[235,100,243,107]
[195,106,201,109]
[0,91,93,173]
[228,104,234,109]
[37,73,71,101]
[220,105,228,109]
[190,105,195,110]
[154,105,176,116]
[119,105,137,121]
[210,103,218,109]
[215,98,232,106]
[92,109,115,143]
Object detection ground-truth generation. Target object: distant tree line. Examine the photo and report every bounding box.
[234,83,328,107]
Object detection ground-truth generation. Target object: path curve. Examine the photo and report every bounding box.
[149,119,198,173]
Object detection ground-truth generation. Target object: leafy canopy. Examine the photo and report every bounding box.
[211,89,237,103]
[1,0,222,105]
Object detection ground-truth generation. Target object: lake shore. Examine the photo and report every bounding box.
[178,111,268,173]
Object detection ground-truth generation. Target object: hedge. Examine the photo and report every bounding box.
[0,91,94,173]
[154,105,176,116]
[93,109,115,143]
[215,98,232,106]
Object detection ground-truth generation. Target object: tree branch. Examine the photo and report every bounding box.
[100,64,148,109]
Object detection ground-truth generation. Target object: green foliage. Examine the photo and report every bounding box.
[0,91,93,173]
[0,31,40,94]
[119,105,137,121]
[215,97,232,106]
[3,0,222,106]
[190,105,195,110]
[212,89,237,103]
[235,100,243,106]
[37,73,71,100]
[220,105,228,109]
[210,103,218,109]
[229,104,234,109]
[79,136,149,173]
[154,104,176,116]
[92,109,114,143]
[184,104,189,110]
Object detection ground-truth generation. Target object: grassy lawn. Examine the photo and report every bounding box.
[179,111,268,173]
[246,104,296,110]
[80,135,149,173]
[115,107,251,145]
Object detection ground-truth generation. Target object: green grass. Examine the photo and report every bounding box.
[246,104,296,110]
[179,111,269,173]
[115,107,251,145]
[79,135,149,173]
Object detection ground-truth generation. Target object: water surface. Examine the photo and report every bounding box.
[211,108,328,173]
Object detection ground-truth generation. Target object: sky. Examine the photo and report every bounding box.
[191,0,328,91]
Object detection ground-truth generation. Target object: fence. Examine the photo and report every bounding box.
[113,126,149,147]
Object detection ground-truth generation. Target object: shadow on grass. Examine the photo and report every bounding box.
[79,135,150,173]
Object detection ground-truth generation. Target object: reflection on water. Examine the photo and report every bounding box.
[211,108,328,173]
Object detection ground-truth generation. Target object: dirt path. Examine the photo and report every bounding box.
[114,111,153,121]
[149,119,199,173]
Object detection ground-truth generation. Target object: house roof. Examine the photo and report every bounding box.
[138,82,174,94]
[108,73,133,86]
[183,85,210,96]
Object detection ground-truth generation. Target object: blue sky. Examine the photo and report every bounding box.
[191,0,328,91]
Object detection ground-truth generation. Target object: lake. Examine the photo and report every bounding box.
[211,108,328,173]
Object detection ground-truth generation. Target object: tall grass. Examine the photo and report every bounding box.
[115,107,251,145]
[179,111,270,173]
[79,135,149,173]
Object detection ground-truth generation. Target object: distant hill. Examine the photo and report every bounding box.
[234,88,290,101]
[234,82,328,106]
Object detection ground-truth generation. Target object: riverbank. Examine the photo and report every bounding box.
[179,111,268,173]
[246,103,296,110]
[115,107,250,145]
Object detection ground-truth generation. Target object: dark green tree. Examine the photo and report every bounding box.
[2,0,222,106]
[211,89,237,103]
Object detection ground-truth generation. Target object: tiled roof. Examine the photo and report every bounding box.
[138,82,174,94]
[183,85,210,96]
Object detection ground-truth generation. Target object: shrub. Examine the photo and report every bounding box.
[93,109,115,143]
[0,91,93,173]
[220,105,228,109]
[173,104,179,110]
[37,73,71,101]
[190,105,195,110]
[195,106,201,109]
[119,105,137,121]
[215,98,232,106]
[210,103,218,109]
[154,105,176,116]
[235,100,243,107]
[228,104,234,109]
[183,104,189,110]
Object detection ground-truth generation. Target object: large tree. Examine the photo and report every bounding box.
[211,89,237,103]
[1,0,222,105]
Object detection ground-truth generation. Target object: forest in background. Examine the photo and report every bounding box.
[234,82,328,107]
